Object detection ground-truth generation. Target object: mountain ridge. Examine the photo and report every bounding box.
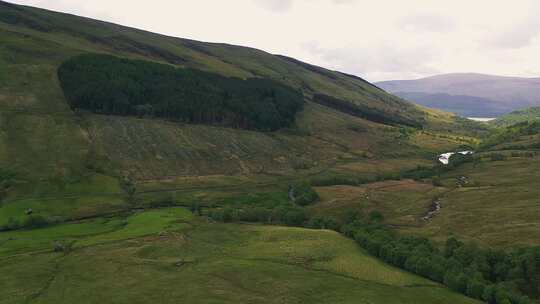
[388,72,540,82]
[377,73,540,117]
[388,91,512,117]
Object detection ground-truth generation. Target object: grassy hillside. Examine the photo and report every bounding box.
[492,107,540,127]
[0,207,479,304]
[307,150,540,249]
[405,154,540,247]
[0,1,481,197]
[482,121,540,150]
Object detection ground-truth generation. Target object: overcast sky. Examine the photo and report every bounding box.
[7,0,540,81]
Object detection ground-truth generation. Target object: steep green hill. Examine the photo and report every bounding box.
[0,0,479,191]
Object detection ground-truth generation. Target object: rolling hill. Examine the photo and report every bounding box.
[377,73,540,117]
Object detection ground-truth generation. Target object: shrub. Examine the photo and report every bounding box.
[490,153,507,161]
[238,207,271,223]
[22,215,50,228]
[448,153,474,167]
[291,183,320,206]
[283,209,308,226]
[368,211,384,223]
[307,216,339,231]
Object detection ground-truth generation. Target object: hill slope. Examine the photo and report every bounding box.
[0,0,479,186]
[377,73,540,117]
[492,106,540,127]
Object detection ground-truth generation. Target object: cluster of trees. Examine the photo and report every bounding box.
[290,183,320,206]
[493,108,540,127]
[312,94,423,128]
[58,54,304,131]
[341,215,539,304]
[515,121,540,135]
[482,121,540,150]
[310,176,366,187]
[1,215,52,231]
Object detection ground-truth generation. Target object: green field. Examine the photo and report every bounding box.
[0,208,478,304]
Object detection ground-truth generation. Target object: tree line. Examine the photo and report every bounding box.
[342,215,539,304]
[312,93,423,128]
[58,54,304,131]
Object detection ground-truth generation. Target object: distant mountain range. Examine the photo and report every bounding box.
[377,73,540,117]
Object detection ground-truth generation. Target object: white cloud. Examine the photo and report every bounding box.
[303,42,439,80]
[253,0,357,12]
[331,0,358,4]
[398,13,455,33]
[252,0,294,12]
[487,18,540,49]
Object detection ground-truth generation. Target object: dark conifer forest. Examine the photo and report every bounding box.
[58,54,304,131]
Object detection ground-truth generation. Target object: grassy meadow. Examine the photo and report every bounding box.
[0,207,479,304]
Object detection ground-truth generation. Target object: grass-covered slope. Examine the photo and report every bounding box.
[0,207,479,304]
[404,155,540,247]
[492,107,540,127]
[482,121,540,150]
[0,0,480,186]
